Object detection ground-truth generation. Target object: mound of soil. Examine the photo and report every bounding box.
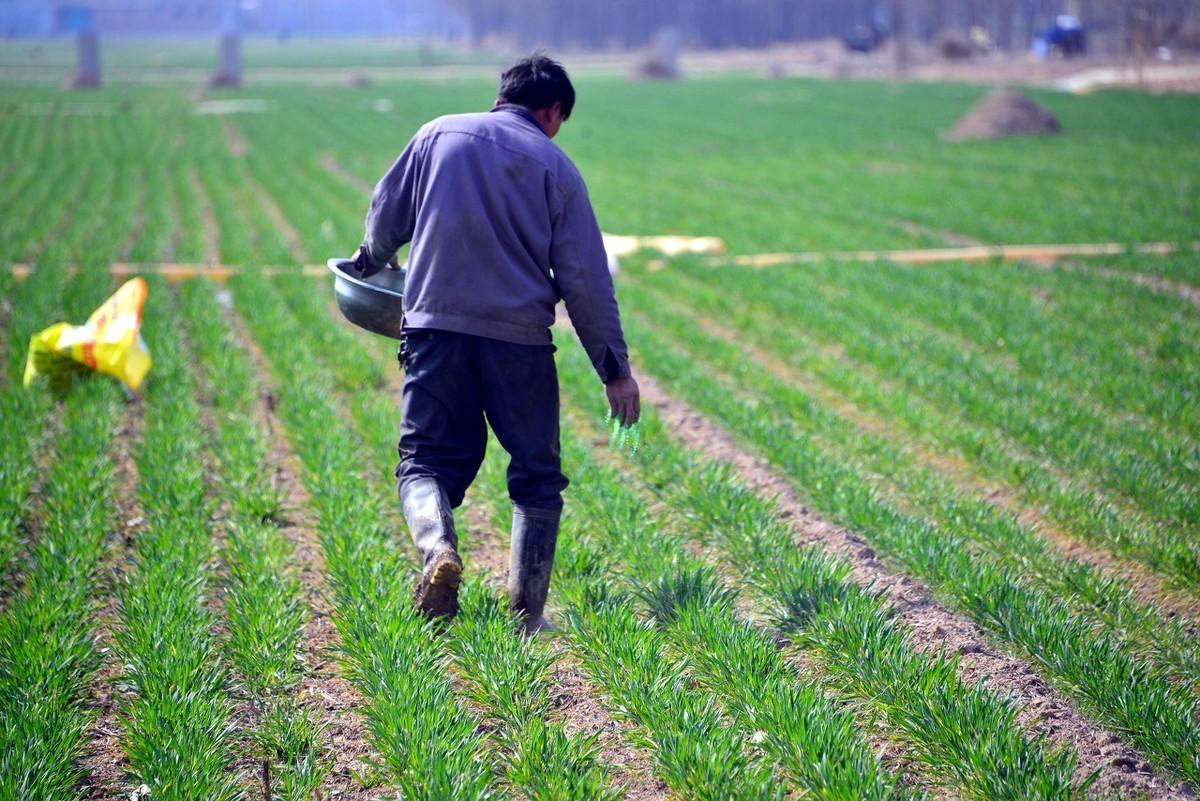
[948,89,1062,140]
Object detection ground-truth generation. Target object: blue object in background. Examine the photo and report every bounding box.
[55,5,94,35]
[1045,14,1087,56]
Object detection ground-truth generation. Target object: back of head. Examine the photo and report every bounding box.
[498,53,576,120]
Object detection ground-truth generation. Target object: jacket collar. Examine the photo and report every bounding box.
[490,103,548,137]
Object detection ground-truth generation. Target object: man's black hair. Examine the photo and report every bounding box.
[498,53,575,121]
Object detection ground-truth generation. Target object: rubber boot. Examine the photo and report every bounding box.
[402,477,462,619]
[508,504,561,634]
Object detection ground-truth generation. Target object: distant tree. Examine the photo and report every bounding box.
[438,0,1200,53]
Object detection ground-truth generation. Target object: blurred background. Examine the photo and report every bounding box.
[2,0,1200,89]
[0,2,1197,271]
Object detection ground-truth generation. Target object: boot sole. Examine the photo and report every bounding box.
[414,552,462,619]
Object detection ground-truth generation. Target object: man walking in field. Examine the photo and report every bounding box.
[355,54,639,632]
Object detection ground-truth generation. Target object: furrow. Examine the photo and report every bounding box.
[272,273,638,801]
[631,366,1190,800]
[229,272,497,800]
[0,267,128,798]
[458,494,670,801]
[645,285,1200,634]
[224,286,404,800]
[108,275,239,799]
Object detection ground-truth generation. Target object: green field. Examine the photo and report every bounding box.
[1,63,1199,801]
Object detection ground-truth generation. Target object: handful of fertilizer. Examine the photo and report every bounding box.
[605,410,640,455]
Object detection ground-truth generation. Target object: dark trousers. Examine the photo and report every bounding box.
[396,329,568,511]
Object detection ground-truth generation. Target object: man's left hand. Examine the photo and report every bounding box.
[605,375,640,427]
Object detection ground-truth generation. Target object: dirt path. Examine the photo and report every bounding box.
[242,168,309,264]
[231,308,388,800]
[636,370,1192,800]
[79,399,145,799]
[891,218,984,248]
[116,166,148,262]
[459,504,670,801]
[189,167,222,266]
[321,152,373,194]
[680,304,1200,622]
[1037,258,1200,309]
[222,119,249,159]
[584,421,946,801]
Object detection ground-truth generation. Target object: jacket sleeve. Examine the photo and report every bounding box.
[550,176,631,384]
[362,135,423,271]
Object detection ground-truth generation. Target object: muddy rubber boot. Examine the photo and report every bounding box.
[508,504,561,634]
[402,478,462,619]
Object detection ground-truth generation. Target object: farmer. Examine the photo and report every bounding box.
[354,54,640,632]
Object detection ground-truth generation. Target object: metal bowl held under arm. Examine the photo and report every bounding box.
[327,258,406,340]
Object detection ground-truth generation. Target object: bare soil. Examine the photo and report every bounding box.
[460,504,669,801]
[636,370,1194,800]
[947,89,1062,141]
[321,152,373,195]
[239,160,309,263]
[188,166,222,266]
[681,304,1200,623]
[79,398,145,799]
[232,308,388,800]
[222,118,249,159]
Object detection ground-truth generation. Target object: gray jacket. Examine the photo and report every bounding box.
[362,104,631,383]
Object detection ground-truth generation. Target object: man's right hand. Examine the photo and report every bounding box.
[605,375,640,427]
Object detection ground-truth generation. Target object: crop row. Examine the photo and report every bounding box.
[628,260,1198,583]
[110,275,238,799]
[4,79,1200,266]
[273,269,866,798]
[711,259,1197,529]
[0,266,126,797]
[269,271,780,799]
[550,339,1088,800]
[621,269,1200,691]
[611,290,1200,785]
[848,259,1199,444]
[178,278,327,798]
[267,271,633,800]
[229,272,498,799]
[0,261,62,587]
[474,431,806,799]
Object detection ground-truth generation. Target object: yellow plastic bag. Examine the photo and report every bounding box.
[24,277,152,394]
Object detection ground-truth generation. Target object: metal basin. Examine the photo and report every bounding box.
[328,258,406,340]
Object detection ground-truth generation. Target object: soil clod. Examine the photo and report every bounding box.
[948,89,1062,141]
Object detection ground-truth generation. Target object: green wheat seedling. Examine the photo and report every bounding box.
[465,418,789,798]
[268,270,627,801]
[231,274,495,800]
[625,277,1200,691]
[449,583,622,801]
[616,310,1200,786]
[556,348,1086,800]
[639,566,923,801]
[604,410,640,454]
[631,266,1200,592]
[0,262,63,591]
[0,266,137,798]
[179,277,328,798]
[541,403,918,798]
[649,258,1196,537]
[0,372,121,795]
[113,275,240,801]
